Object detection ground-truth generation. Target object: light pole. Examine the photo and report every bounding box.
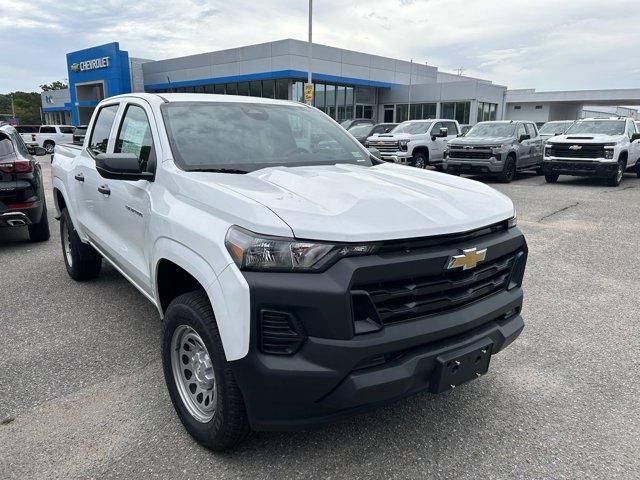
[305,0,313,105]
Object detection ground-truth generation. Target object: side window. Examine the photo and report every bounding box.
[40,126,56,134]
[372,125,386,134]
[444,121,459,135]
[89,105,119,155]
[114,104,155,172]
[525,123,537,137]
[517,123,527,139]
[626,121,636,138]
[10,131,30,157]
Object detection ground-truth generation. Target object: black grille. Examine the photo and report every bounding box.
[447,147,493,160]
[353,251,519,325]
[259,310,306,355]
[547,143,606,159]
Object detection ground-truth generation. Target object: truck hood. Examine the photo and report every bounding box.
[367,133,413,142]
[211,163,514,242]
[448,136,513,146]
[547,134,625,144]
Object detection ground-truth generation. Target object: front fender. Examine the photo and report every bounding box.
[151,237,250,361]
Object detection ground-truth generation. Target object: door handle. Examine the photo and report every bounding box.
[74,173,84,182]
[98,185,111,196]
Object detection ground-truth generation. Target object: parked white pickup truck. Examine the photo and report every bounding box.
[52,93,527,451]
[543,118,640,186]
[365,119,460,169]
[17,125,75,154]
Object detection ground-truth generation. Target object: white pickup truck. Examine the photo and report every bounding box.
[52,93,527,451]
[543,117,640,186]
[365,119,460,169]
[17,125,75,153]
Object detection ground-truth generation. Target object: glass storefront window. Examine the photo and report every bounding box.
[345,87,354,119]
[396,104,408,122]
[262,80,275,99]
[409,104,422,120]
[441,102,455,119]
[424,103,437,119]
[314,83,325,111]
[226,83,238,95]
[336,86,346,121]
[276,79,289,100]
[489,103,497,121]
[363,105,373,119]
[325,84,336,118]
[483,102,490,121]
[249,81,262,97]
[213,84,225,94]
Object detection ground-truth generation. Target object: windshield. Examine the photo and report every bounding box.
[391,122,432,135]
[465,123,515,138]
[162,102,371,172]
[539,122,572,134]
[565,120,625,135]
[348,124,373,136]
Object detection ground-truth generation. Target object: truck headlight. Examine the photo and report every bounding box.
[604,147,614,159]
[491,145,505,155]
[508,211,517,228]
[225,226,379,272]
[398,140,409,151]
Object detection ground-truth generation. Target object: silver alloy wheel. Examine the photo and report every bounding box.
[62,219,73,267]
[171,325,217,423]
[44,142,54,154]
[616,162,624,183]
[414,155,426,169]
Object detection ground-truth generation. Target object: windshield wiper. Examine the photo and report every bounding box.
[189,167,249,174]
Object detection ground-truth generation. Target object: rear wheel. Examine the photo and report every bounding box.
[499,156,516,183]
[28,205,50,242]
[60,208,102,280]
[43,141,55,154]
[606,158,625,187]
[162,291,250,451]
[545,174,559,183]
[412,151,427,169]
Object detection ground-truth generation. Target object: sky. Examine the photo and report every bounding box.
[1,0,639,94]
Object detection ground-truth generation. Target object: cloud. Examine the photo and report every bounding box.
[0,0,639,94]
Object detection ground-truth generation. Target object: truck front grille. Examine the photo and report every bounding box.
[353,251,520,325]
[367,140,399,153]
[547,144,606,159]
[447,147,493,160]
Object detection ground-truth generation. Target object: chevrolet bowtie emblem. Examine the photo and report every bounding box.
[569,145,582,150]
[446,247,487,271]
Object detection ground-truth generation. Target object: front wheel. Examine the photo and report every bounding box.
[499,157,516,183]
[412,151,427,169]
[43,141,55,154]
[162,291,250,451]
[545,173,559,183]
[60,208,102,280]
[606,159,625,187]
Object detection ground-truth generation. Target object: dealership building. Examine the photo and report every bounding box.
[42,40,506,126]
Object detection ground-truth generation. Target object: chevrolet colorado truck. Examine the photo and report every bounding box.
[52,93,527,451]
[543,118,640,186]
[444,120,543,182]
[365,119,460,169]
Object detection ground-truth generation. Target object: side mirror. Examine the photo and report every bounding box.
[518,134,531,142]
[28,146,47,156]
[367,147,383,160]
[95,153,153,181]
[631,133,640,142]
[431,127,448,140]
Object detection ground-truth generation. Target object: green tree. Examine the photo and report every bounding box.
[0,92,42,124]
[40,80,68,91]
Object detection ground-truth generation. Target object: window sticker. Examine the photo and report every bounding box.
[120,119,148,157]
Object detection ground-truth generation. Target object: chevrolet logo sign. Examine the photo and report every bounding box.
[446,247,487,271]
[569,145,582,150]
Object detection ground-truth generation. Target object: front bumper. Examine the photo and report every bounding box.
[543,158,617,178]
[444,156,505,174]
[380,152,413,164]
[229,227,527,430]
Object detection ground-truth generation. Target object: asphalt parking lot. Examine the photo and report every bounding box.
[1,158,639,479]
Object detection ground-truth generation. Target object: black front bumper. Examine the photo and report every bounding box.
[230,227,527,431]
[543,159,617,178]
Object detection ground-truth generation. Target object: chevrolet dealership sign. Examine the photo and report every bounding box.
[70,56,110,72]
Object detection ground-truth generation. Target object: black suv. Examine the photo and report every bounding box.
[0,125,50,242]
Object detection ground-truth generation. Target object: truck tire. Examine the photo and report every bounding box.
[43,141,55,154]
[162,291,250,451]
[60,208,102,280]
[498,156,516,183]
[637,162,640,178]
[545,174,559,183]
[28,205,50,242]
[412,151,427,169]
[606,158,625,187]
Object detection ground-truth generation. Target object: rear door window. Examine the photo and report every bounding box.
[59,127,74,134]
[88,105,119,155]
[525,123,537,137]
[40,126,56,134]
[517,123,527,139]
[114,104,156,172]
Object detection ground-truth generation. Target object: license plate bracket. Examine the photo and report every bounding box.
[430,339,493,394]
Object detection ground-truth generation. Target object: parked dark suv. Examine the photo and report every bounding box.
[0,125,50,241]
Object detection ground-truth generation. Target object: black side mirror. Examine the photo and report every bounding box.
[28,145,47,156]
[631,133,640,142]
[95,153,153,181]
[518,134,531,142]
[367,147,383,161]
